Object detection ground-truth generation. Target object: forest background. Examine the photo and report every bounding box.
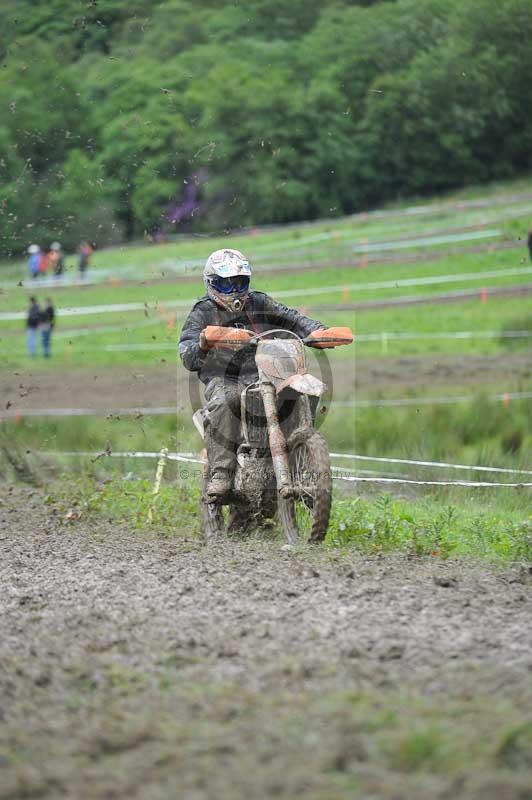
[1,0,532,256]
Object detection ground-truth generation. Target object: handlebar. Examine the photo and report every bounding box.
[202,325,354,350]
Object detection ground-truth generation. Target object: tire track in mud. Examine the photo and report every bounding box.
[2,488,532,799]
[4,487,531,689]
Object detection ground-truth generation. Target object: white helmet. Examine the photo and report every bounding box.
[28,244,40,254]
[50,241,61,251]
[203,248,251,313]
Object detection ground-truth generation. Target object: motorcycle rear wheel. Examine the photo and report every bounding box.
[278,428,332,544]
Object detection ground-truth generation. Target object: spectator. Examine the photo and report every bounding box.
[78,241,93,278]
[38,248,50,276]
[49,241,65,277]
[40,297,55,358]
[27,245,41,280]
[528,229,532,262]
[26,296,41,357]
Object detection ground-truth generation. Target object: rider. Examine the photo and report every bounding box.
[179,248,327,498]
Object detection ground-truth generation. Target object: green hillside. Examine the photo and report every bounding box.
[1,0,532,255]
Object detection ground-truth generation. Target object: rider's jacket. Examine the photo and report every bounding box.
[179,290,324,384]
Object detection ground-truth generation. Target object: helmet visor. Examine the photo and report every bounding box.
[209,275,250,294]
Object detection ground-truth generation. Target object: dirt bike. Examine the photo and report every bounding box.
[193,325,353,544]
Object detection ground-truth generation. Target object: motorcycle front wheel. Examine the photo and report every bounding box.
[278,428,332,544]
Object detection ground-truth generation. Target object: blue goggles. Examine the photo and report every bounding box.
[209,275,250,294]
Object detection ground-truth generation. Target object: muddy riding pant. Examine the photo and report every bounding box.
[204,377,247,475]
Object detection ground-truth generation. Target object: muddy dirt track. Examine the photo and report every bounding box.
[2,487,532,799]
[2,353,532,415]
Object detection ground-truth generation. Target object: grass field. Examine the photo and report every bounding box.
[1,251,532,368]
[2,244,532,312]
[1,175,531,553]
[3,175,532,279]
[2,393,531,557]
[2,178,532,800]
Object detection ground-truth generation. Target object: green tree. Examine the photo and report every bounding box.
[2,0,532,256]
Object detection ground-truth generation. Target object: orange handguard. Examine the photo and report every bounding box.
[203,325,254,350]
[307,327,354,349]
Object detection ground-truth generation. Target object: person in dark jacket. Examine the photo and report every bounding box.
[26,296,41,357]
[78,241,93,278]
[179,248,326,498]
[40,298,55,358]
[49,242,65,278]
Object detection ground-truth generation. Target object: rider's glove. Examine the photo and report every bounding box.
[306,327,354,348]
[200,326,254,351]
[199,329,212,352]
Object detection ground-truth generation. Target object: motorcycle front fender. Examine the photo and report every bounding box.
[276,373,326,397]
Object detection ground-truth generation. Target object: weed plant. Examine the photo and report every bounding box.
[328,492,532,562]
[3,394,531,476]
[34,467,532,564]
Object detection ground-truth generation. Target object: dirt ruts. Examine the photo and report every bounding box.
[1,352,531,416]
[2,487,532,799]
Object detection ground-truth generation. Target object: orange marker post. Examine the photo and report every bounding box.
[503,392,510,408]
[166,312,176,334]
[480,288,488,303]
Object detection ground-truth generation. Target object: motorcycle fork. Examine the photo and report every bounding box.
[260,381,292,498]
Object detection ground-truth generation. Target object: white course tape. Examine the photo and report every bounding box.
[332,390,532,408]
[105,343,176,351]
[332,466,414,478]
[242,226,501,254]
[352,229,500,252]
[354,330,532,342]
[47,451,403,477]
[46,450,204,464]
[334,475,532,487]
[273,266,532,300]
[40,450,531,487]
[329,452,532,476]
[54,317,163,339]
[100,330,532,352]
[3,266,532,321]
[2,407,178,418]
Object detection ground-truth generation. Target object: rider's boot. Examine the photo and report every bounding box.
[206,470,232,498]
[203,377,241,499]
